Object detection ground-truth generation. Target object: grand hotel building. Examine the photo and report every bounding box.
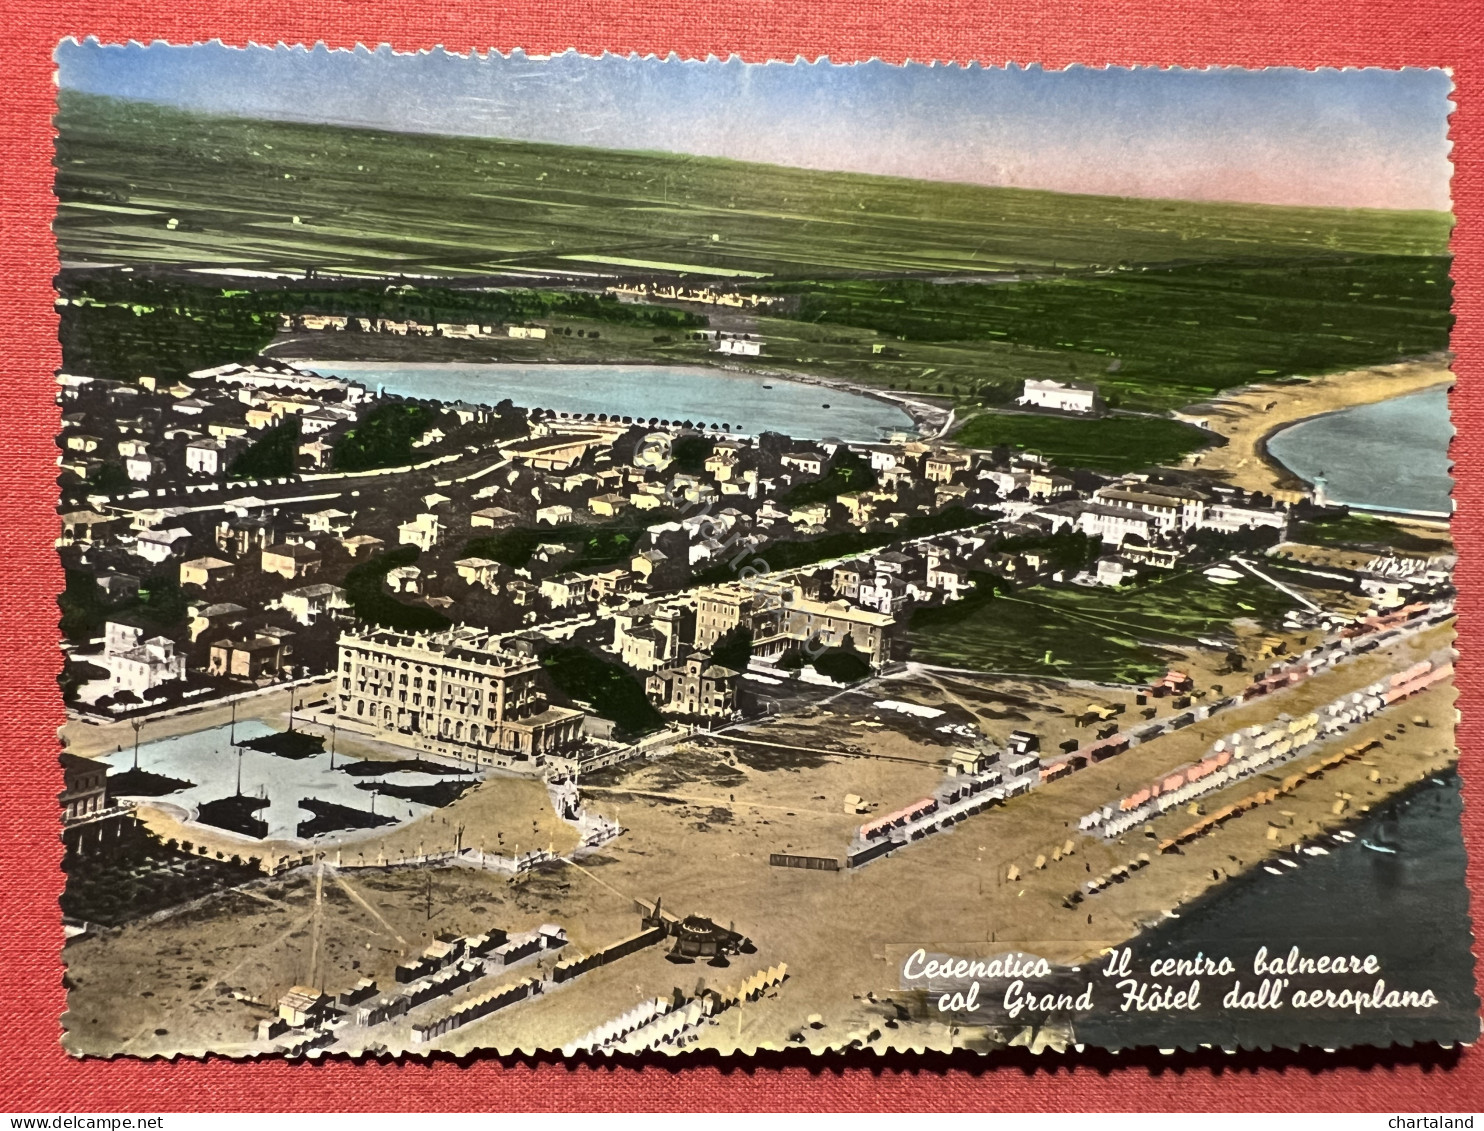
[336,626,585,766]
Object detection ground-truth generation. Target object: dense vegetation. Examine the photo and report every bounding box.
[464,518,678,572]
[58,569,188,643]
[56,274,705,384]
[777,258,1454,409]
[332,401,439,472]
[343,546,452,633]
[780,448,878,506]
[810,641,872,684]
[910,571,1011,628]
[228,416,300,479]
[539,645,662,737]
[62,823,261,926]
[56,291,276,384]
[953,412,1215,473]
[692,505,986,585]
[709,625,753,673]
[670,434,715,474]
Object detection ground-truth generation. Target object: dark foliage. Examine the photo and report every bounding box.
[670,434,715,474]
[709,625,754,673]
[228,416,301,480]
[780,447,878,507]
[540,644,662,738]
[344,545,452,633]
[333,401,439,472]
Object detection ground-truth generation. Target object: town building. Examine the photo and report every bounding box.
[924,450,973,484]
[1092,481,1209,532]
[133,527,192,565]
[646,651,740,717]
[341,534,385,558]
[398,512,443,552]
[454,557,503,588]
[58,510,114,546]
[335,626,585,765]
[536,504,575,526]
[208,630,294,681]
[715,336,761,357]
[780,451,825,476]
[470,506,519,530]
[179,556,235,588]
[693,581,895,665]
[277,583,350,625]
[125,454,167,482]
[99,620,186,696]
[1018,378,1102,414]
[185,437,244,477]
[612,602,695,671]
[59,751,108,823]
[261,543,323,580]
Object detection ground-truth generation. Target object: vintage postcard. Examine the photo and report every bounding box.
[52,45,1475,1058]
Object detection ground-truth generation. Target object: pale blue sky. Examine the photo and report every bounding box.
[55,42,1455,211]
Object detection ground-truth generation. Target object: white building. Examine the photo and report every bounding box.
[133,527,192,564]
[98,621,186,697]
[335,626,584,765]
[277,583,350,626]
[1019,378,1102,415]
[398,512,443,551]
[185,437,244,477]
[125,454,167,482]
[716,337,761,357]
[1203,502,1289,535]
[536,504,575,526]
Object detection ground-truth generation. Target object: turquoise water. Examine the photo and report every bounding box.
[1266,388,1454,516]
[306,361,915,441]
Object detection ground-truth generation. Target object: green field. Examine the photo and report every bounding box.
[908,570,1297,683]
[1288,512,1452,553]
[53,92,1455,431]
[55,92,1450,279]
[952,412,1213,472]
[767,260,1454,408]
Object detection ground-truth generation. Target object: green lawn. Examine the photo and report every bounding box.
[909,570,1297,683]
[952,412,1213,472]
[1289,512,1452,553]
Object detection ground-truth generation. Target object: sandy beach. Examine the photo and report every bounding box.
[1180,356,1454,499]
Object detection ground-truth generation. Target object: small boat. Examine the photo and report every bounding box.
[1280,858,1300,869]
[762,384,773,390]
[822,403,831,408]
[1301,845,1330,856]
[1362,839,1398,855]
[1264,866,1284,876]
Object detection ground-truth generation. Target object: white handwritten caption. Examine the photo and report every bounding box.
[900,945,1441,1017]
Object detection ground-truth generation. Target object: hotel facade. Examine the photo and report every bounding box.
[336,626,585,767]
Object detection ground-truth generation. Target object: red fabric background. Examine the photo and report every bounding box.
[2,0,1482,1111]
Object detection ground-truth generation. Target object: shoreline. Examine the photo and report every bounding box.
[273,335,952,439]
[1180,357,1454,500]
[1254,393,1453,521]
